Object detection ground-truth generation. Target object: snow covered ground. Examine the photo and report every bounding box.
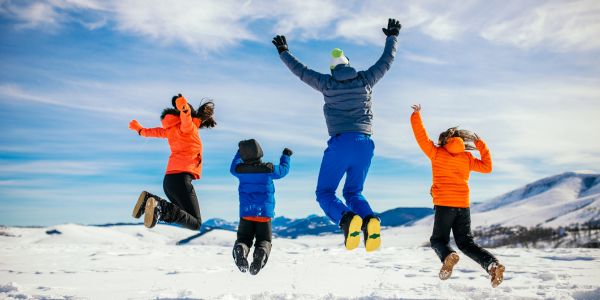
[1,224,600,299]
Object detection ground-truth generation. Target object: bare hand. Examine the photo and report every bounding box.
[411,104,421,112]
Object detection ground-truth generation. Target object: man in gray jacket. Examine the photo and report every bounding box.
[272,18,400,252]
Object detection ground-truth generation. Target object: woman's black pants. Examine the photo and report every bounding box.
[159,173,202,231]
[430,205,497,270]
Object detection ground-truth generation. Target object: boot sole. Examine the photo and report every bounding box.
[439,252,460,280]
[144,197,158,228]
[249,250,266,275]
[345,215,363,251]
[132,191,148,219]
[491,264,505,288]
[233,245,249,273]
[365,218,381,252]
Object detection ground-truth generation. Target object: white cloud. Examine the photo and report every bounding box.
[1,1,60,29]
[480,0,600,52]
[0,1,492,50]
[402,51,449,65]
[0,160,121,176]
[3,0,599,52]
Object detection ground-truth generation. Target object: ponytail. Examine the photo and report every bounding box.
[196,100,216,129]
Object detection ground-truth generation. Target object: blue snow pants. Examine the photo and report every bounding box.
[315,132,375,225]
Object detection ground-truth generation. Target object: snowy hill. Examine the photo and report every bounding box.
[415,172,600,228]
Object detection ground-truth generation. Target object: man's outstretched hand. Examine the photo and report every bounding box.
[382,18,401,37]
[272,35,288,54]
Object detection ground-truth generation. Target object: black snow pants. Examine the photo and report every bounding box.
[430,205,497,271]
[235,218,272,256]
[159,173,202,231]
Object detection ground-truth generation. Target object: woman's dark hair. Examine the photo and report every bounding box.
[438,127,476,150]
[195,100,216,129]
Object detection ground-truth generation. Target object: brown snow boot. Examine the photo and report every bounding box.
[132,191,158,218]
[488,262,505,288]
[439,252,460,280]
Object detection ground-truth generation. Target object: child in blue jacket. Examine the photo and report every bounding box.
[272,18,400,252]
[230,139,291,275]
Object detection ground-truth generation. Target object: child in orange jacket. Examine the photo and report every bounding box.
[410,104,505,288]
[128,94,216,231]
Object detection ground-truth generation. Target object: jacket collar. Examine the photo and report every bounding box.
[331,64,358,81]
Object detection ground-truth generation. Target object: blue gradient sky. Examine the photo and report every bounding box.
[1,1,599,226]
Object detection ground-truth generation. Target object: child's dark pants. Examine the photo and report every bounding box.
[236,218,272,254]
[430,205,497,270]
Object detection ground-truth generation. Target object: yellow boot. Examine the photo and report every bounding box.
[340,212,363,250]
[363,215,381,252]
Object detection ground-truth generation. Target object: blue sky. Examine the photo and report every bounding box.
[1,0,599,226]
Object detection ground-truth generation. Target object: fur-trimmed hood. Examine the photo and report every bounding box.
[160,105,201,128]
[161,103,196,120]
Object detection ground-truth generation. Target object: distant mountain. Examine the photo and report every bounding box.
[379,207,433,227]
[414,172,600,228]
[201,218,237,232]
[272,215,340,238]
[181,207,435,239]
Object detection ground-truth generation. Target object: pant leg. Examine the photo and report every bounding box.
[254,220,272,255]
[430,206,456,262]
[236,218,256,248]
[315,136,350,225]
[254,220,272,266]
[452,208,497,270]
[162,173,202,231]
[342,135,375,219]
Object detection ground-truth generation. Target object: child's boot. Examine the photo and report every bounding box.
[439,252,460,280]
[362,215,381,252]
[249,241,271,275]
[339,211,362,250]
[232,243,250,273]
[488,262,505,288]
[132,191,158,218]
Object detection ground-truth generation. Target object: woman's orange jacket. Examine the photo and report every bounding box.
[410,111,492,208]
[140,100,203,179]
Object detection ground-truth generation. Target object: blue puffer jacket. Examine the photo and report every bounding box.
[230,152,291,218]
[279,36,397,136]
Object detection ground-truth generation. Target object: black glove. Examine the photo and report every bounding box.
[382,18,401,37]
[283,148,293,156]
[272,35,288,54]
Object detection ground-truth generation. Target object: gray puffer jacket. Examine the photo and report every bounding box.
[279,36,397,136]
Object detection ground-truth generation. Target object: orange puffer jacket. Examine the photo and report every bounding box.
[410,111,492,208]
[140,100,203,179]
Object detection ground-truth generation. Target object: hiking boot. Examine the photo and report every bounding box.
[339,212,362,250]
[362,215,381,252]
[233,243,250,273]
[488,262,505,288]
[439,252,460,280]
[144,197,162,228]
[249,247,269,275]
[132,191,158,219]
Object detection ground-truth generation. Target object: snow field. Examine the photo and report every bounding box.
[1,225,599,299]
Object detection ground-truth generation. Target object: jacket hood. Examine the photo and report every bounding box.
[331,64,358,81]
[443,137,466,154]
[239,139,263,164]
[161,103,196,120]
[160,108,201,128]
